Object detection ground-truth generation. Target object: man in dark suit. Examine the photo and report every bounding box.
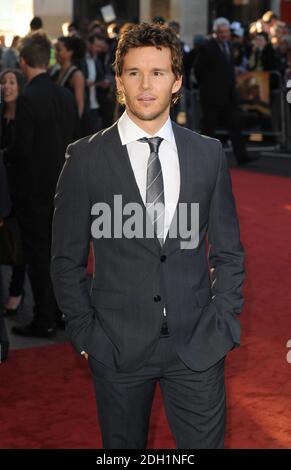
[51,23,245,449]
[0,153,11,219]
[81,33,110,135]
[195,17,254,165]
[10,33,78,338]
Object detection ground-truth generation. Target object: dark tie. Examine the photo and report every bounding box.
[222,41,230,61]
[138,136,164,245]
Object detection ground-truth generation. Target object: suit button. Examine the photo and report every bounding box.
[154,295,161,302]
[160,255,166,262]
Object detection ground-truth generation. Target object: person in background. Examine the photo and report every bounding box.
[0,156,11,363]
[2,36,20,70]
[247,32,279,72]
[183,34,206,89]
[88,20,108,38]
[279,34,291,82]
[67,22,81,38]
[168,21,190,54]
[195,17,257,165]
[81,33,110,135]
[0,154,11,217]
[29,16,43,34]
[270,21,288,47]
[53,36,86,118]
[230,24,249,73]
[10,33,78,338]
[0,69,26,317]
[86,33,115,128]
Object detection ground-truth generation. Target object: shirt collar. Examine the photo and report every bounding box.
[86,52,95,60]
[118,110,176,149]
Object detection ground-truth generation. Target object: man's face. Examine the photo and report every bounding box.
[1,72,19,103]
[89,38,108,56]
[68,27,77,36]
[216,25,231,42]
[255,35,267,50]
[55,40,72,64]
[116,46,182,123]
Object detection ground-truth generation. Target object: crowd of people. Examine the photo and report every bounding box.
[0,11,290,138]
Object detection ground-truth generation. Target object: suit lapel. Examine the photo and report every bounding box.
[163,122,189,255]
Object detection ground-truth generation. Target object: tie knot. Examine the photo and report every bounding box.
[138,136,163,153]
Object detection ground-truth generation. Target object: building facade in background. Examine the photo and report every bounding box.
[0,0,290,46]
[0,0,34,44]
[0,0,72,43]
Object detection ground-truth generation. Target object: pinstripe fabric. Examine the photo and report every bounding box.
[138,137,164,245]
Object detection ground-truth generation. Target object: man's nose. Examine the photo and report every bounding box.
[141,74,150,89]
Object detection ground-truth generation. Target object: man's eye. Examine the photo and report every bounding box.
[154,71,163,76]
[129,72,138,76]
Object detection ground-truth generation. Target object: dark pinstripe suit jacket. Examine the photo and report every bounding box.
[51,121,245,372]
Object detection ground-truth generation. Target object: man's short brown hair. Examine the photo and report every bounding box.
[19,33,51,68]
[115,22,183,105]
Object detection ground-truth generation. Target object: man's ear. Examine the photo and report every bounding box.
[172,75,183,94]
[19,56,26,74]
[115,75,123,92]
[115,75,126,105]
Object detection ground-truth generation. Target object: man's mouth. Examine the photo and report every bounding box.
[137,96,156,102]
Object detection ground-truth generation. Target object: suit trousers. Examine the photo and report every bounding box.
[88,334,226,449]
[14,196,58,328]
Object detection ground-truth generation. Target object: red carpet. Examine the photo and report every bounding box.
[1,169,291,449]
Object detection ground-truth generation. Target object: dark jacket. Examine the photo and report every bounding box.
[12,73,79,198]
[51,121,245,372]
[0,154,11,218]
[195,38,238,106]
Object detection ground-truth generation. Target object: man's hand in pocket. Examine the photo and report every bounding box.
[81,351,88,360]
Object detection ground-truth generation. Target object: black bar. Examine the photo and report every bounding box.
[1,449,291,467]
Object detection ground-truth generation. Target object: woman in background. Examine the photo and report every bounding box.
[53,36,86,118]
[0,153,11,362]
[0,68,26,317]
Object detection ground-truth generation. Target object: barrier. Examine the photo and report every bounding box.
[181,70,290,153]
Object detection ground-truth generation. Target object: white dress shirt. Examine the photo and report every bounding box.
[117,110,180,242]
[85,53,99,110]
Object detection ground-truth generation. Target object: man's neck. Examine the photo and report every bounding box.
[89,50,96,59]
[26,68,46,83]
[126,108,170,136]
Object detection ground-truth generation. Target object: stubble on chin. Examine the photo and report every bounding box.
[128,100,171,122]
[130,109,162,121]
